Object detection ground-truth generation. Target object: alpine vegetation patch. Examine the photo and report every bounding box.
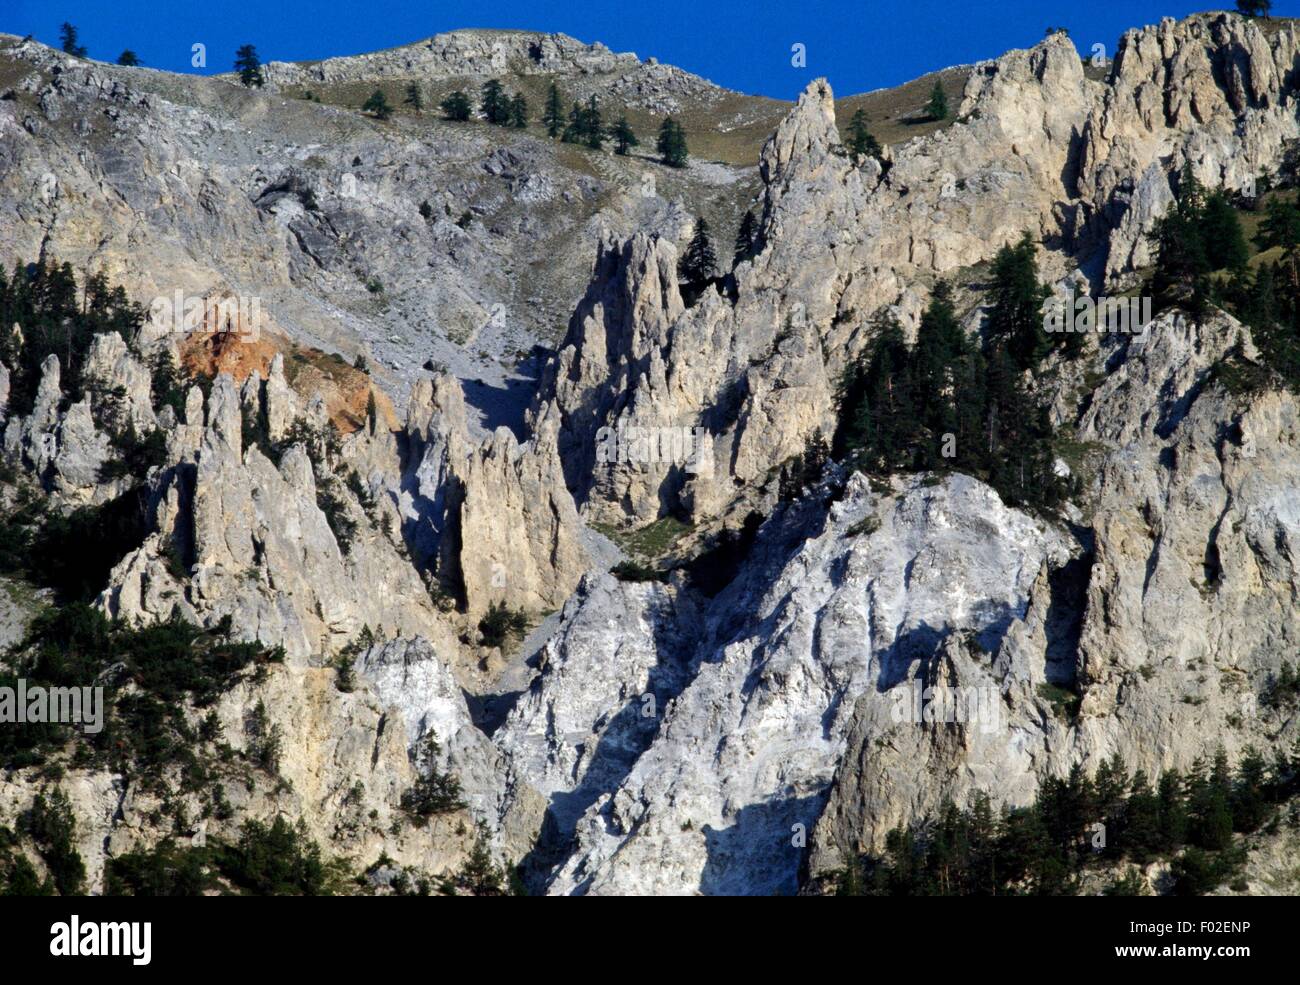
[1043,292,1152,338]
[50,916,151,966]
[0,679,103,734]
[147,290,262,341]
[891,681,1002,735]
[594,422,712,474]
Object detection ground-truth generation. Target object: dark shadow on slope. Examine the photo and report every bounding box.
[392,428,466,605]
[699,793,826,896]
[695,488,839,648]
[518,618,695,892]
[1043,534,1094,687]
[872,620,949,692]
[870,604,1029,694]
[1059,127,1086,203]
[464,688,525,737]
[459,373,535,442]
[1154,370,1209,440]
[467,620,557,736]
[1203,502,1230,590]
[683,511,763,597]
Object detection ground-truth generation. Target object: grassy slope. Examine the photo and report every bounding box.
[834,66,970,148]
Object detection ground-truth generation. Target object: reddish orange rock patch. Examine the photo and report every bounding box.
[178,329,398,435]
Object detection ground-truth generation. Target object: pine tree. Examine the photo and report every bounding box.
[1005,805,1051,892]
[150,348,187,418]
[399,732,465,818]
[0,258,145,418]
[562,101,585,143]
[656,118,688,167]
[838,311,920,471]
[678,218,718,288]
[404,82,423,111]
[1201,190,1249,272]
[912,280,967,466]
[59,22,87,58]
[509,93,528,129]
[1157,769,1189,852]
[362,90,392,120]
[655,117,671,159]
[805,429,829,480]
[864,316,920,470]
[1094,753,1129,826]
[835,854,864,895]
[27,787,86,895]
[967,793,999,895]
[1242,262,1277,328]
[1150,167,1212,318]
[583,95,605,150]
[733,209,758,266]
[845,108,882,158]
[1193,785,1234,852]
[479,79,508,125]
[1124,771,1163,863]
[985,233,1051,370]
[950,340,988,474]
[457,824,503,895]
[1103,868,1151,896]
[1232,746,1269,833]
[1236,1,1273,17]
[1242,261,1300,387]
[853,752,1288,896]
[978,342,1060,509]
[611,116,638,155]
[234,45,263,88]
[1255,196,1300,261]
[669,120,688,167]
[116,50,140,67]
[542,81,564,138]
[439,90,472,122]
[925,80,948,121]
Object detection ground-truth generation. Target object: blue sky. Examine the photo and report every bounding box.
[4,2,1294,99]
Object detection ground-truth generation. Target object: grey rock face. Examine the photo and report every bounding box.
[257,31,642,88]
[1076,15,1300,285]
[810,310,1300,875]
[0,659,481,893]
[489,473,1069,893]
[485,307,1300,895]
[355,636,501,824]
[396,371,590,620]
[491,572,702,869]
[533,15,1300,534]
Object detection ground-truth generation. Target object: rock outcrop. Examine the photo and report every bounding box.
[400,372,589,619]
[0,660,481,892]
[96,366,454,663]
[808,310,1300,874]
[1075,16,1300,283]
[533,15,1300,535]
[489,473,1071,893]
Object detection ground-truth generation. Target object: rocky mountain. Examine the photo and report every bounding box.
[1,12,1299,896]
